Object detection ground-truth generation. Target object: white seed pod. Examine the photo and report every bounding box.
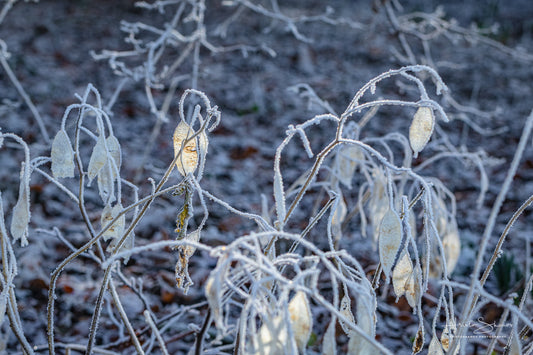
[100,203,125,247]
[508,328,522,355]
[409,106,435,157]
[106,135,121,179]
[378,208,402,278]
[205,273,223,331]
[405,265,421,309]
[173,121,198,176]
[87,134,107,183]
[368,169,388,242]
[10,164,30,247]
[97,160,115,203]
[443,221,460,276]
[252,315,287,355]
[288,291,312,351]
[339,295,355,334]
[428,334,444,355]
[51,129,74,178]
[322,320,337,355]
[392,248,413,299]
[331,195,347,240]
[336,145,363,188]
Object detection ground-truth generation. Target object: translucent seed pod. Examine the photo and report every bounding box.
[10,164,30,247]
[409,106,435,158]
[100,203,125,253]
[405,265,421,309]
[428,334,444,355]
[205,271,224,331]
[97,160,115,203]
[392,248,413,298]
[331,195,347,240]
[173,121,198,176]
[378,208,402,278]
[51,129,74,178]
[339,295,355,334]
[87,134,107,183]
[336,145,363,188]
[288,291,312,352]
[508,328,522,355]
[253,315,287,355]
[443,221,461,276]
[105,135,121,179]
[322,320,337,355]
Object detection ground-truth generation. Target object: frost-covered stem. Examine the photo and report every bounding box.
[480,194,533,286]
[143,310,168,355]
[110,282,145,355]
[0,42,50,142]
[0,227,33,354]
[46,183,179,355]
[451,110,533,353]
[283,140,338,225]
[86,265,114,355]
[194,311,211,355]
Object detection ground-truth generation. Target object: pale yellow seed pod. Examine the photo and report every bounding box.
[392,249,413,298]
[87,134,107,183]
[428,334,444,355]
[51,129,74,178]
[409,106,435,158]
[288,291,312,351]
[440,326,450,352]
[378,208,402,278]
[205,275,223,330]
[443,222,460,275]
[100,203,125,246]
[173,121,198,176]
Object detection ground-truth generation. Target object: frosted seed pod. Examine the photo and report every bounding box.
[288,291,312,351]
[100,203,125,249]
[392,248,413,298]
[339,295,355,334]
[322,320,337,355]
[97,160,115,203]
[106,135,121,179]
[409,106,435,157]
[428,334,444,355]
[331,196,347,240]
[10,164,30,247]
[336,145,363,188]
[253,315,287,355]
[378,208,402,278]
[51,129,74,178]
[509,329,522,355]
[412,326,424,354]
[205,274,224,330]
[87,134,107,183]
[443,222,460,275]
[406,265,421,308]
[440,326,450,351]
[173,121,198,176]
[368,169,388,242]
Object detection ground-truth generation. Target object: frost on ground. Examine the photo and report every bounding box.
[0,0,532,354]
